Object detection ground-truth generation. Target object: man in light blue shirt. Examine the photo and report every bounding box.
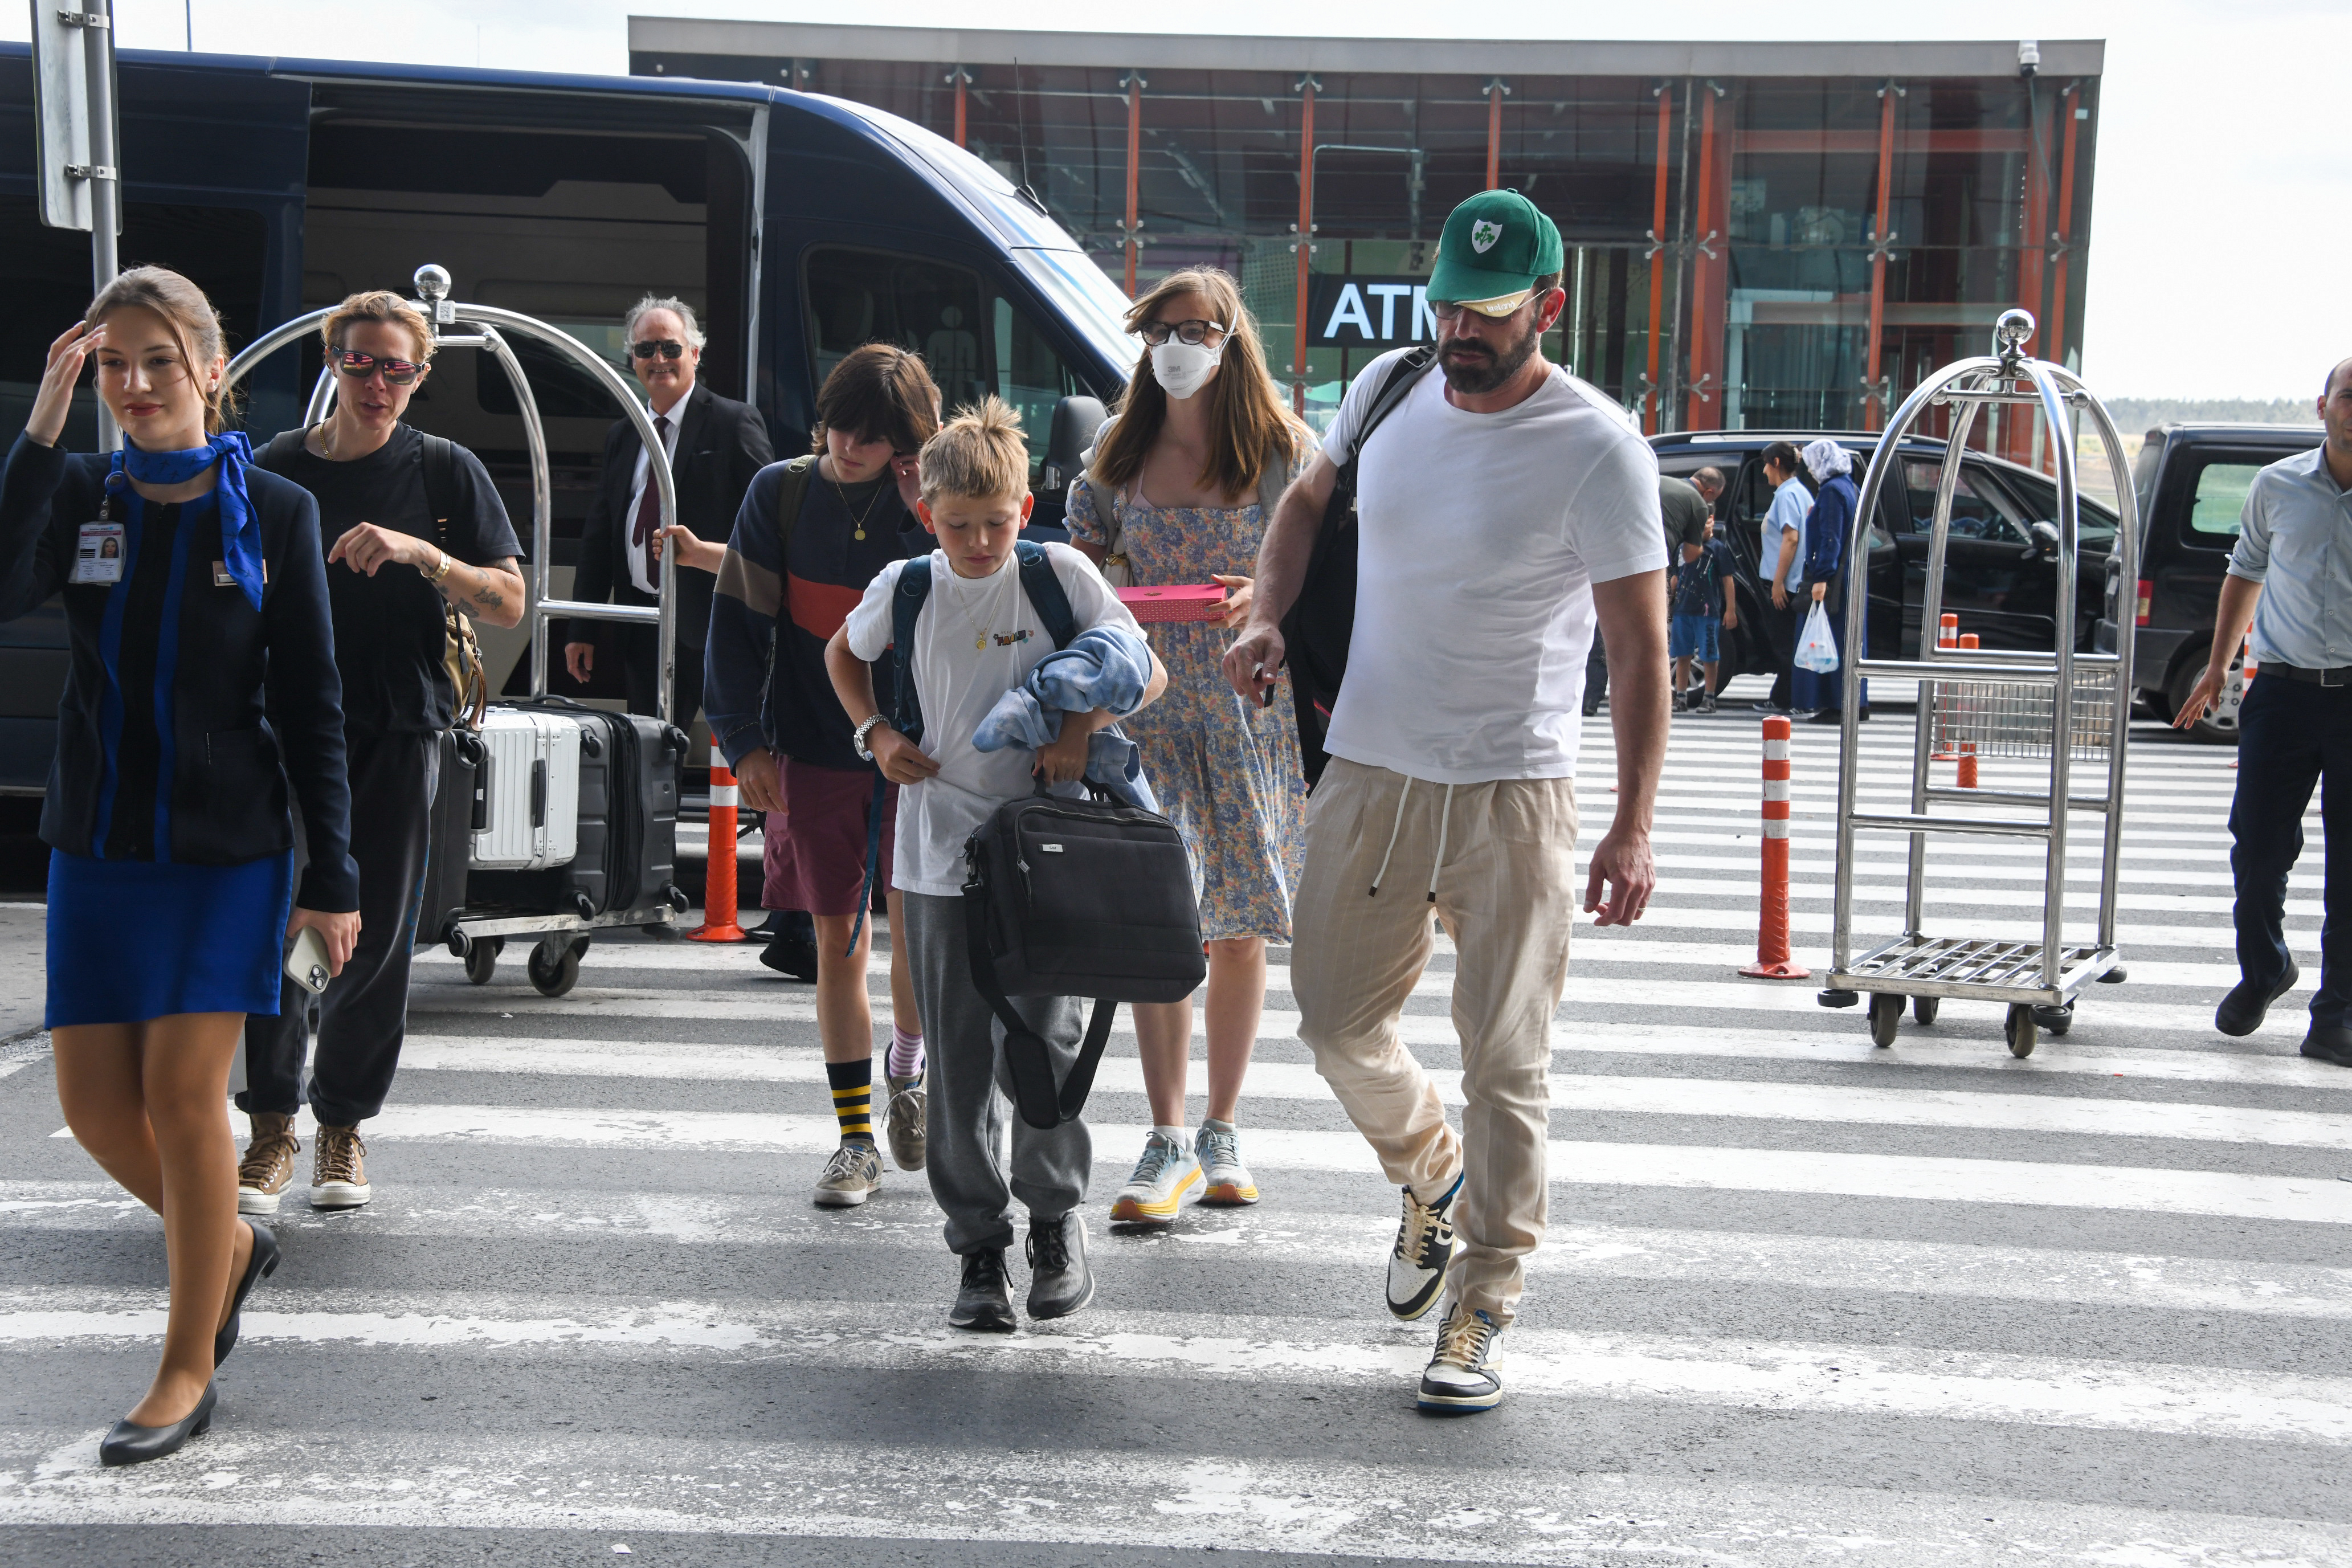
[1750,440,1810,714]
[2175,357,2352,1064]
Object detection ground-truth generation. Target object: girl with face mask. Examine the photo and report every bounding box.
[1065,267,1316,1230]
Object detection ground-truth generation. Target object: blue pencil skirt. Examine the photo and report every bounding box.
[47,848,296,1028]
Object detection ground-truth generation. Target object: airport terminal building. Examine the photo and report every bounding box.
[630,21,2102,448]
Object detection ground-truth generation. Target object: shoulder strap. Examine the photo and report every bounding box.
[772,452,819,560]
[1256,438,1292,517]
[889,555,934,741]
[418,432,459,530]
[962,875,1118,1129]
[1013,540,1078,650]
[1347,346,1439,470]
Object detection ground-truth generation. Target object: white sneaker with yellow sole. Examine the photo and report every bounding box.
[1109,1130,1200,1224]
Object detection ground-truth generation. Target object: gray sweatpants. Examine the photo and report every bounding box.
[900,891,1093,1256]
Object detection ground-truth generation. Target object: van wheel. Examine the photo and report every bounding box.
[528,937,582,998]
[2167,650,2245,745]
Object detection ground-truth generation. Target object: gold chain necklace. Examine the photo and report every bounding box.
[831,474,885,541]
[946,570,1012,652]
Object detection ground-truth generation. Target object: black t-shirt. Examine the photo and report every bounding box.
[259,424,521,733]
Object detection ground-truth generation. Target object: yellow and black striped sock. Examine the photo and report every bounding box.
[826,1059,875,1146]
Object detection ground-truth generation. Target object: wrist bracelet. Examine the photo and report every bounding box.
[426,550,454,585]
[852,714,888,760]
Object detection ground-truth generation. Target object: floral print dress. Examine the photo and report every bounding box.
[1066,458,1311,943]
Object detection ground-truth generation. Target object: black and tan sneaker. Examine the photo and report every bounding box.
[309,1124,372,1210]
[1417,1302,1505,1414]
[884,1074,926,1171]
[1387,1174,1460,1320]
[237,1113,300,1215]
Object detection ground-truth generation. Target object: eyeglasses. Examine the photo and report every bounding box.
[1135,319,1226,348]
[631,340,687,361]
[330,349,423,386]
[1427,298,1533,323]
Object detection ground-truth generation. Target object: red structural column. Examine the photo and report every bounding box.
[1643,84,1673,435]
[1122,71,1145,299]
[2005,89,2052,464]
[1484,78,1506,189]
[950,66,969,148]
[1291,75,1318,416]
[1861,83,1899,431]
[1683,84,1722,432]
[1741,716,1810,979]
[689,761,748,942]
[2044,83,2083,395]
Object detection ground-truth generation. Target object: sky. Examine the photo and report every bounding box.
[17,0,2343,402]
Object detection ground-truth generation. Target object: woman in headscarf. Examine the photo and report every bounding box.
[2,267,359,1465]
[1792,438,1869,722]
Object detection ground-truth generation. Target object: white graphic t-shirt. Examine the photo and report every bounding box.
[844,542,1142,896]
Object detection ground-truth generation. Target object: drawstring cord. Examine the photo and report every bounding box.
[1427,782,1456,904]
[1367,777,1413,896]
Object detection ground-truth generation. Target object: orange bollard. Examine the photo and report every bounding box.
[1932,614,1961,760]
[1954,634,1981,787]
[1741,716,1811,979]
[689,761,750,942]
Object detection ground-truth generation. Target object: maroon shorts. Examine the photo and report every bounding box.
[761,758,897,918]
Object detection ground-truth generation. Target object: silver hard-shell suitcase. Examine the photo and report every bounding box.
[472,708,580,870]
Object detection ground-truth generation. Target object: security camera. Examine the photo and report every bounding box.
[2018,39,2041,78]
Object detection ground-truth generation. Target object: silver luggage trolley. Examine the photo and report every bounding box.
[1818,311,2139,1058]
[224,264,688,994]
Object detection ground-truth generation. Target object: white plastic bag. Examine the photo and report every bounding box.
[1795,601,1840,674]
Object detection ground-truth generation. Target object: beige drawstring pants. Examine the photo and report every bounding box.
[1289,757,1581,1325]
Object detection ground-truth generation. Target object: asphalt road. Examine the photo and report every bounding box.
[3,682,2347,1566]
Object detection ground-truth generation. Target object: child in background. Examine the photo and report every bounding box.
[1669,517,1740,714]
[826,397,1165,1331]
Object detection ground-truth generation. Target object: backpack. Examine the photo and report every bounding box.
[1279,346,1437,787]
[263,427,487,729]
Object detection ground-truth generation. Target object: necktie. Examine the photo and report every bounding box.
[631,414,671,590]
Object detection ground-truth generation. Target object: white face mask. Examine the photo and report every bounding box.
[1150,338,1223,401]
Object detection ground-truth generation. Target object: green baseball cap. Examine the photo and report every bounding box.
[1427,190,1565,316]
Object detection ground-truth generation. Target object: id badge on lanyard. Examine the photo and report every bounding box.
[71,492,124,586]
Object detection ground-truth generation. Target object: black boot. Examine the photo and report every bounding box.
[1026,1211,1095,1321]
[949,1248,1016,1332]
[2217,959,2298,1037]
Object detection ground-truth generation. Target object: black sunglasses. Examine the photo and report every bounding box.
[330,348,423,386]
[631,340,687,361]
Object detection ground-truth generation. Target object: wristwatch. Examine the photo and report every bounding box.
[852,714,888,761]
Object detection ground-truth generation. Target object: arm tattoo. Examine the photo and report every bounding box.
[473,582,504,610]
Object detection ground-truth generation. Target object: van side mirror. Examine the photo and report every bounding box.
[1040,395,1109,495]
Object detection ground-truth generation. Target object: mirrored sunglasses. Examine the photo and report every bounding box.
[631,340,687,361]
[330,349,423,386]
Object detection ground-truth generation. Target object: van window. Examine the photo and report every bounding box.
[805,247,1078,481]
[1999,470,2120,546]
[2187,462,2265,539]
[1904,460,2026,544]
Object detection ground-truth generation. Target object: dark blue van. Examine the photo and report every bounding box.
[0,46,1137,791]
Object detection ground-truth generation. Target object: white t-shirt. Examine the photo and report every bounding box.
[1321,349,1665,783]
[844,542,1142,897]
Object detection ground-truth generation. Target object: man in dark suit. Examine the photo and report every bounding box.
[565,295,773,720]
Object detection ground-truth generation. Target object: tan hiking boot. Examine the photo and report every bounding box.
[310,1124,373,1209]
[237,1113,300,1215]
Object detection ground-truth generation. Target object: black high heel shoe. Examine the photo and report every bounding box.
[214,1219,279,1368]
[100,1383,216,1468]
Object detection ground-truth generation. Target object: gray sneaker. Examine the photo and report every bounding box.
[1194,1122,1260,1207]
[1110,1130,1200,1224]
[884,1074,926,1171]
[813,1141,882,1208]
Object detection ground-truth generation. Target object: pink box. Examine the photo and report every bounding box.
[1117,583,1228,623]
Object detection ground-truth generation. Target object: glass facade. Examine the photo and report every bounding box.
[637,32,2098,453]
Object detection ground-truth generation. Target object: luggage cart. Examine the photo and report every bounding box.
[1818,311,2140,1057]
[224,264,689,995]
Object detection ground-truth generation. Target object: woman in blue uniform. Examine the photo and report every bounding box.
[1,267,360,1466]
[1792,438,1871,724]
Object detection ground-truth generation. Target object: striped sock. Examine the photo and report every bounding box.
[826,1059,875,1145]
[887,1024,925,1081]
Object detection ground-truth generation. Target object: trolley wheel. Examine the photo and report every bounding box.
[2032,1002,2074,1037]
[1912,995,1939,1026]
[2005,1004,2038,1058]
[527,937,582,998]
[463,941,497,986]
[1868,993,1903,1047]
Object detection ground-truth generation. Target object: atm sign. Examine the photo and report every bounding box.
[1306,275,1436,348]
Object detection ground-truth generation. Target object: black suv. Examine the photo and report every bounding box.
[1649,430,2120,680]
[2092,423,2322,744]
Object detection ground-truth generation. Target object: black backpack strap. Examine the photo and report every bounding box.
[1346,345,1439,473]
[962,884,1117,1129]
[891,555,934,742]
[1013,540,1079,650]
[418,432,459,535]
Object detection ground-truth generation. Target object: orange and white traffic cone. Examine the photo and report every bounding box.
[689,761,749,942]
[1741,716,1811,979]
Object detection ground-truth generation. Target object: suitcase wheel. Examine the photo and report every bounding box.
[463,937,502,986]
[527,936,582,998]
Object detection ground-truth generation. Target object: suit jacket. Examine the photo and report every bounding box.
[569,381,773,650]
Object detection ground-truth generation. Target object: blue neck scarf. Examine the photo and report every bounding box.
[113,432,262,611]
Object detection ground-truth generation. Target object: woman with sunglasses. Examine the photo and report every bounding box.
[3,266,359,1464]
[1066,267,1313,1226]
[234,291,523,1219]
